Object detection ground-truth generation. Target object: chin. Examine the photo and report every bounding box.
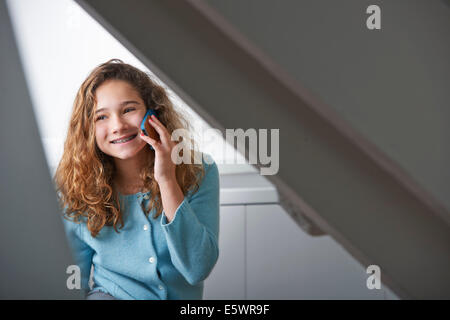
[113,152,136,160]
[108,143,148,160]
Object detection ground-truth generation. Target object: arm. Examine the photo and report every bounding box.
[160,156,220,285]
[158,177,185,224]
[138,115,220,285]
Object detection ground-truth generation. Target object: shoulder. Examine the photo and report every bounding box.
[200,153,219,184]
[60,208,83,239]
[59,202,88,235]
[186,152,219,198]
[190,151,219,179]
[201,153,218,175]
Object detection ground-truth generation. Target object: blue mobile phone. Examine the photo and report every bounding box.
[140,109,159,150]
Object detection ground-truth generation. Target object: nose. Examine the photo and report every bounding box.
[111,114,129,134]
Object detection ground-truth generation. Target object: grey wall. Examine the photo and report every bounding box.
[206,0,450,212]
[0,0,81,299]
[205,203,399,299]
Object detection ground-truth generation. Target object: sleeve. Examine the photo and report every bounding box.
[160,154,220,285]
[61,212,94,297]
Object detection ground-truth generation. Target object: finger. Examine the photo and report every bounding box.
[140,131,161,150]
[148,116,170,145]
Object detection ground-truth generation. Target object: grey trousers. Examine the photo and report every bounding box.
[86,290,117,300]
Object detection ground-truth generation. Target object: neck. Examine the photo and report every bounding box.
[113,147,151,194]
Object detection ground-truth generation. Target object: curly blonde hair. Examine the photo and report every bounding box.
[54,59,204,238]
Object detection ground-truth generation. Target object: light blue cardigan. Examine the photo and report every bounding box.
[61,155,220,300]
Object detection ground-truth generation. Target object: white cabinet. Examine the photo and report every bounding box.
[246,204,395,299]
[204,203,399,300]
[203,205,246,299]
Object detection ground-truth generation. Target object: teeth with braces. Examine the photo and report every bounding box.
[112,134,136,144]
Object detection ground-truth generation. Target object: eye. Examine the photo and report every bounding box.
[96,115,106,121]
[124,107,135,113]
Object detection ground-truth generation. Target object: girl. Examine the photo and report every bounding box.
[54,59,220,300]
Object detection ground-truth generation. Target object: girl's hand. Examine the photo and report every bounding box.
[139,115,177,184]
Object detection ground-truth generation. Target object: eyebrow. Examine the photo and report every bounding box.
[95,100,140,114]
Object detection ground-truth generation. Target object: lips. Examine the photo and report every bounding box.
[110,134,138,144]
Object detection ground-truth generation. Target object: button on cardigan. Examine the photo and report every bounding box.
[61,155,220,300]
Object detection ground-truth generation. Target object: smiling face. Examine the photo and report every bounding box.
[94,79,148,160]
